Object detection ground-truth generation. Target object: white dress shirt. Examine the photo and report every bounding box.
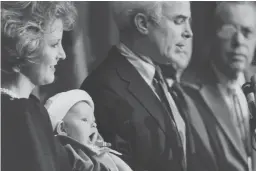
[212,64,249,124]
[212,64,251,170]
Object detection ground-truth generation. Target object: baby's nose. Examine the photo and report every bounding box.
[91,122,97,128]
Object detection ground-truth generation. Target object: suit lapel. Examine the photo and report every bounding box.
[200,83,247,163]
[174,85,219,170]
[178,85,216,160]
[128,79,170,135]
[110,47,171,135]
[171,85,195,151]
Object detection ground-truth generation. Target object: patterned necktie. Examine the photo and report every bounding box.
[154,66,186,169]
[229,87,254,171]
[228,88,246,142]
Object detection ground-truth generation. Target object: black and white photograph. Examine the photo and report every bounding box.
[1,1,256,171]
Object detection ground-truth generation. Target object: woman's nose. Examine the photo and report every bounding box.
[58,44,66,60]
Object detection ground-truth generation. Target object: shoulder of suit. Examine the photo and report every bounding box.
[181,65,214,91]
[180,72,204,91]
[180,81,202,91]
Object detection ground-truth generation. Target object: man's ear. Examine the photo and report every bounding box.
[134,13,149,35]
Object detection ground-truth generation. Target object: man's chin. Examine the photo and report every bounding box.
[229,63,246,74]
[231,61,246,69]
[176,61,189,72]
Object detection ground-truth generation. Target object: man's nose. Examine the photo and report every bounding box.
[232,31,245,47]
[183,22,193,39]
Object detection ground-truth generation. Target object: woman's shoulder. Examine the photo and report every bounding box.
[1,93,54,134]
[2,94,30,109]
[1,94,45,117]
[1,94,33,125]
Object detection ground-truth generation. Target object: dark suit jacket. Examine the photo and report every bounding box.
[183,64,255,171]
[81,46,217,171]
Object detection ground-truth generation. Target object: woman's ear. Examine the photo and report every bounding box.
[134,13,149,35]
[55,121,68,136]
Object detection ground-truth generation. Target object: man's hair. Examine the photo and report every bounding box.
[111,1,166,32]
[214,1,256,30]
[1,1,77,73]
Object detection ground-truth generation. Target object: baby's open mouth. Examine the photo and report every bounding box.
[89,132,96,142]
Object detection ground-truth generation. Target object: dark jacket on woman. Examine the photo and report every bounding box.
[2,94,72,171]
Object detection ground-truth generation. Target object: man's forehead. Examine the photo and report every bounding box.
[219,3,256,28]
[162,1,191,17]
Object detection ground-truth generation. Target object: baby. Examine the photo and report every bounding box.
[45,89,132,171]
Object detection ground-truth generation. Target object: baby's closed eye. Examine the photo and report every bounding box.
[82,118,88,122]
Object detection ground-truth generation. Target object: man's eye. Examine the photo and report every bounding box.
[242,28,254,39]
[51,42,59,48]
[217,24,236,39]
[51,43,58,48]
[174,18,185,25]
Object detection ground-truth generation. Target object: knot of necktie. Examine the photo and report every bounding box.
[159,64,178,81]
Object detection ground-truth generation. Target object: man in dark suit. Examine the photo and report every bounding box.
[81,2,216,171]
[184,2,256,171]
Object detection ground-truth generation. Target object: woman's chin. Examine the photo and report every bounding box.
[40,76,55,86]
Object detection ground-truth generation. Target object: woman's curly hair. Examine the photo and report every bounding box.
[1,1,77,73]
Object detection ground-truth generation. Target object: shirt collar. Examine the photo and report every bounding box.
[212,63,245,91]
[117,42,156,86]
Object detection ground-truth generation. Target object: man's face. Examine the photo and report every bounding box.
[215,3,256,75]
[147,2,193,71]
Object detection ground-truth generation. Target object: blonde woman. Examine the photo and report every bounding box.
[1,2,76,171]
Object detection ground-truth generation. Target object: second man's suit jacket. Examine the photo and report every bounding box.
[183,64,255,171]
[81,46,217,171]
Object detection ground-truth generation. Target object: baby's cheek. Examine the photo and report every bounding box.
[91,127,98,134]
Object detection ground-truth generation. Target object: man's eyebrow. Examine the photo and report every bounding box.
[164,14,186,20]
[173,15,189,19]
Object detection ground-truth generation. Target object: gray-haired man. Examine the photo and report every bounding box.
[81,2,214,171]
[184,2,256,171]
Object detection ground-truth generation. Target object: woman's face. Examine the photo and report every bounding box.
[22,19,66,86]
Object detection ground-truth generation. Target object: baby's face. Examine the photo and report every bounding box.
[63,101,97,145]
